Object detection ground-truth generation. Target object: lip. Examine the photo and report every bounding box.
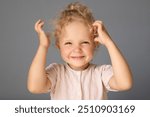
[71,56,85,59]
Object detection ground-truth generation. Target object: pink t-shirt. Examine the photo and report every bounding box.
[46,63,116,100]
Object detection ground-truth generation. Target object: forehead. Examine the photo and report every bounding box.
[61,21,91,39]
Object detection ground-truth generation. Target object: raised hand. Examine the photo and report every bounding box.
[35,19,50,48]
[92,20,112,46]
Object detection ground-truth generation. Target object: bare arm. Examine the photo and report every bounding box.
[27,20,51,93]
[105,40,133,90]
[93,21,133,91]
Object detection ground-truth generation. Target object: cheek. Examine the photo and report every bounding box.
[60,46,70,57]
[83,45,95,55]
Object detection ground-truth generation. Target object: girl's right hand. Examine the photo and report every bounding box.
[35,19,50,48]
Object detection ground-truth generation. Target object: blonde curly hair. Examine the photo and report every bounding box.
[54,2,95,42]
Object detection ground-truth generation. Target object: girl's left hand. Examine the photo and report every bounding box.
[92,20,112,46]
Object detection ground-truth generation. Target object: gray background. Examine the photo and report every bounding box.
[0,0,150,99]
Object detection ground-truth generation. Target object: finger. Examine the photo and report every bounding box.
[93,21,105,37]
[93,21,104,30]
[91,25,98,38]
[35,19,42,31]
[94,37,103,45]
[93,20,103,25]
[93,22,102,29]
[94,37,99,42]
[38,21,44,30]
[35,20,45,33]
[96,20,103,24]
[93,26,97,33]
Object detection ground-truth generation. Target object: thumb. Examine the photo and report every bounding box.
[94,37,103,45]
[94,37,99,42]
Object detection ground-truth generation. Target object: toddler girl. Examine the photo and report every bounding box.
[28,2,132,99]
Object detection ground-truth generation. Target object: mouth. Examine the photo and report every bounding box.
[71,56,85,59]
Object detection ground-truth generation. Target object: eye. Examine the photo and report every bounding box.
[82,41,90,44]
[64,42,72,45]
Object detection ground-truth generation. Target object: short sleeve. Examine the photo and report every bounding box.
[45,63,58,93]
[100,65,117,91]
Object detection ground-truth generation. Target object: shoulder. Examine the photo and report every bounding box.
[90,64,112,71]
[89,64,113,77]
[46,63,65,71]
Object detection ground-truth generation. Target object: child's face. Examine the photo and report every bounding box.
[58,21,96,70]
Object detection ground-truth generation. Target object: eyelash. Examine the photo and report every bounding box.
[82,41,90,44]
[64,42,72,45]
[64,41,90,45]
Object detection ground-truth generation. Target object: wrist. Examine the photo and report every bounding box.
[38,44,49,52]
[39,41,50,49]
[104,38,115,48]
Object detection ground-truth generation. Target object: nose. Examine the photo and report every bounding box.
[73,44,82,53]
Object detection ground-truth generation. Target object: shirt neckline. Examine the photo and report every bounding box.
[65,63,93,73]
